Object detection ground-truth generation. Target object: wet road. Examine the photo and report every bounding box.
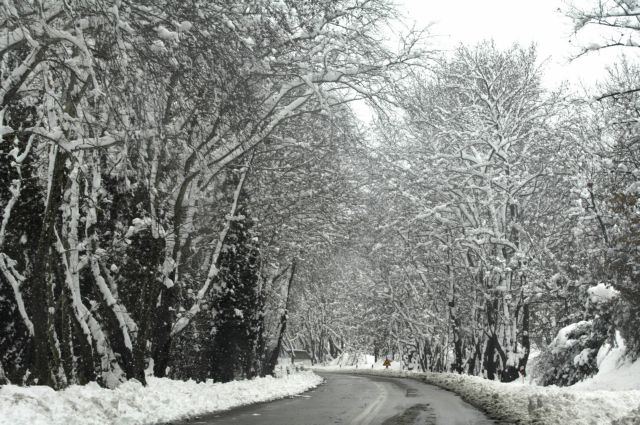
[169,372,497,425]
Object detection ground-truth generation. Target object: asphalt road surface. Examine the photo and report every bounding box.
[170,372,499,425]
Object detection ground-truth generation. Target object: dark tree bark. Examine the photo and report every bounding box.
[450,298,464,373]
[151,284,177,378]
[518,303,531,373]
[265,260,296,376]
[30,149,68,388]
[483,298,503,380]
[0,359,8,384]
[125,232,165,385]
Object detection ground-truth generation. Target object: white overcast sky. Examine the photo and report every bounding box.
[395,0,632,89]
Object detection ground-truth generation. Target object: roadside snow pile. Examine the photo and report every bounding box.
[0,371,323,425]
[318,367,640,424]
[418,370,640,425]
[574,331,640,392]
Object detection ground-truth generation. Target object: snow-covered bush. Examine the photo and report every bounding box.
[535,284,619,386]
[534,321,604,386]
[614,301,640,360]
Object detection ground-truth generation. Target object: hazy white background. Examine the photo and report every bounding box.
[396,0,631,89]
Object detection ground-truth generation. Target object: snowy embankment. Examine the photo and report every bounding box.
[0,371,323,425]
[316,354,640,425]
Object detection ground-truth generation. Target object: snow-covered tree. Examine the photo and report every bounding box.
[0,0,423,388]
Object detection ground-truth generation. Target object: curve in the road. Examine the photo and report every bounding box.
[168,372,499,425]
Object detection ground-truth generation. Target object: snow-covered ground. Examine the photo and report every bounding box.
[0,371,322,425]
[4,346,639,425]
[316,348,640,425]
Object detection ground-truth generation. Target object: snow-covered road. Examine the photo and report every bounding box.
[172,372,497,425]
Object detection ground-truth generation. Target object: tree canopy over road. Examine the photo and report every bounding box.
[1,0,639,391]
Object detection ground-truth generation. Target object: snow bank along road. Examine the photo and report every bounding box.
[0,372,323,425]
[323,368,640,424]
[170,372,499,425]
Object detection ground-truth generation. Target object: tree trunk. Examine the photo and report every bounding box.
[265,260,296,376]
[0,359,8,384]
[30,147,67,388]
[151,284,177,377]
[329,336,340,359]
[483,334,498,380]
[447,248,464,373]
[518,303,530,373]
[483,296,502,380]
[130,234,165,385]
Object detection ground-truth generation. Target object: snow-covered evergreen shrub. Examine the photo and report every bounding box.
[208,206,263,382]
[613,300,640,360]
[535,285,618,386]
[534,321,604,386]
[168,202,264,383]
